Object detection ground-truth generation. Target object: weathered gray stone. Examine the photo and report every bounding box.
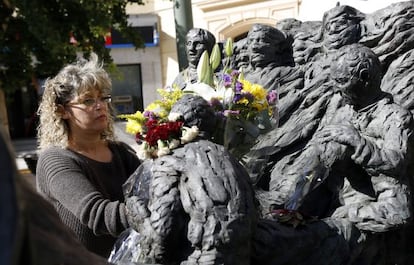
[122,2,414,264]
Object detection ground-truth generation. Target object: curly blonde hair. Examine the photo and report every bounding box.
[37,53,115,150]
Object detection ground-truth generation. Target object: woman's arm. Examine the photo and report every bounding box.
[36,147,129,236]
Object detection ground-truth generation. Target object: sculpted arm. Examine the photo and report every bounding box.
[317,104,413,176]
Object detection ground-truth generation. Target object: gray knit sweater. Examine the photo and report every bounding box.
[36,141,140,258]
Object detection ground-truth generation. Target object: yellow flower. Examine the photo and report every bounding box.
[252,101,269,112]
[237,98,250,106]
[238,79,269,111]
[146,102,162,112]
[152,87,184,118]
[158,87,183,103]
[242,80,267,100]
[125,118,144,134]
[145,101,168,119]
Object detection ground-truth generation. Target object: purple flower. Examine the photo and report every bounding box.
[233,93,243,103]
[144,111,157,120]
[267,90,278,105]
[223,74,232,87]
[230,69,239,77]
[235,81,243,92]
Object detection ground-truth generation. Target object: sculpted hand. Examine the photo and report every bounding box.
[317,124,361,148]
[125,195,150,229]
[317,125,372,165]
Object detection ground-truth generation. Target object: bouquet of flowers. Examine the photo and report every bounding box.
[119,38,278,160]
[184,38,279,157]
[118,87,199,160]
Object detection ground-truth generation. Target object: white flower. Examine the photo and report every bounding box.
[181,126,199,144]
[136,143,151,160]
[184,82,234,104]
[184,82,217,102]
[168,139,180,149]
[156,139,171,157]
[168,112,182,122]
[215,85,234,105]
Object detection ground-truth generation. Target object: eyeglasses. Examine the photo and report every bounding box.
[68,95,112,107]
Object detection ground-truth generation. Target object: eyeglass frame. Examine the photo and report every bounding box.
[66,95,112,108]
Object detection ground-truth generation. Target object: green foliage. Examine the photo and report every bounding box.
[0,0,145,93]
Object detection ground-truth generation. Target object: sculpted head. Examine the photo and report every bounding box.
[232,38,249,70]
[320,5,365,51]
[330,44,382,108]
[170,94,219,140]
[246,24,293,67]
[186,28,216,69]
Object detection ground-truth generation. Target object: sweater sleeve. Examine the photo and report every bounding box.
[113,141,141,176]
[36,147,129,237]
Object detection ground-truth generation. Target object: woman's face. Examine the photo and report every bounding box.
[63,88,111,136]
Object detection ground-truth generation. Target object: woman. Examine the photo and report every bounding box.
[36,53,140,258]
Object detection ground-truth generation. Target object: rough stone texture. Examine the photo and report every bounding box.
[123,2,414,264]
[243,2,414,265]
[124,95,257,265]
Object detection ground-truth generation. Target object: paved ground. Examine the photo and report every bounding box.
[11,137,37,187]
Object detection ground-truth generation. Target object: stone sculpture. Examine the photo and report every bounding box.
[119,1,414,264]
[123,94,257,265]
[246,2,414,264]
[249,44,414,264]
[172,28,216,90]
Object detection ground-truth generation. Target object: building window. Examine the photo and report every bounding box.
[105,25,159,48]
[110,64,143,114]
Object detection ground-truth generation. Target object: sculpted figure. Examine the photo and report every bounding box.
[259,5,365,132]
[172,28,216,89]
[276,18,322,65]
[243,24,298,91]
[244,7,366,174]
[241,24,304,123]
[251,44,414,265]
[318,5,365,52]
[361,1,414,69]
[229,37,249,70]
[303,5,365,90]
[124,94,257,265]
[381,48,414,115]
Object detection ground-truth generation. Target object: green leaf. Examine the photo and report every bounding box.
[0,0,145,93]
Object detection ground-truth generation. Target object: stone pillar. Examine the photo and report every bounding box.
[173,0,194,71]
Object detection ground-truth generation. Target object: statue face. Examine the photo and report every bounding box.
[330,45,381,107]
[322,13,360,50]
[234,40,249,69]
[247,30,276,66]
[186,33,210,67]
